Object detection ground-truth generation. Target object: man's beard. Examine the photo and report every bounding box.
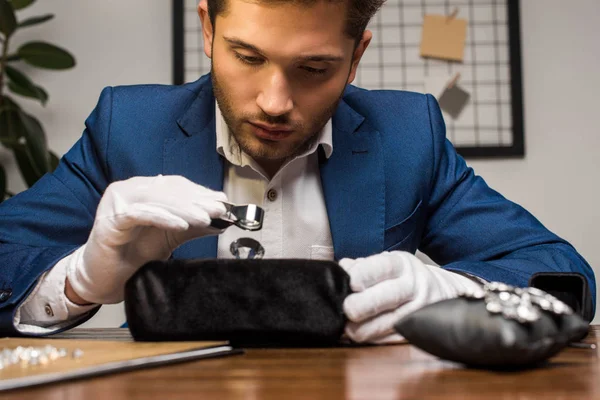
[211,67,342,162]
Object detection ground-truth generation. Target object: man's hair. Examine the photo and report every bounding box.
[206,0,386,43]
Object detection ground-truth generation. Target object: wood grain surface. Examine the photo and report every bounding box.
[2,327,599,399]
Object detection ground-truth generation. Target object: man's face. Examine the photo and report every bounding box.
[198,0,371,164]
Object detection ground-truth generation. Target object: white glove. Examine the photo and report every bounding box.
[66,175,228,304]
[339,251,482,344]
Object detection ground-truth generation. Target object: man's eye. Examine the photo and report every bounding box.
[301,66,327,75]
[235,53,263,65]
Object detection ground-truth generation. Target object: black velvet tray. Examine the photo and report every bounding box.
[124,259,351,346]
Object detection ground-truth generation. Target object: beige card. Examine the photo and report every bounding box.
[0,337,238,391]
[420,14,468,62]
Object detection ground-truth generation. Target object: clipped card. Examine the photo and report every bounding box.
[439,85,470,119]
[420,11,468,62]
[424,73,453,99]
[425,73,470,119]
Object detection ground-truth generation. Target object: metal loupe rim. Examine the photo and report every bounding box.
[230,237,265,259]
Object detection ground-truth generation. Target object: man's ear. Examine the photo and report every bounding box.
[347,30,373,84]
[198,0,214,58]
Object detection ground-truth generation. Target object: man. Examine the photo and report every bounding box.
[0,0,595,342]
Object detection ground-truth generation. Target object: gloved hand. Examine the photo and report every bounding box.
[66,175,228,304]
[339,251,482,344]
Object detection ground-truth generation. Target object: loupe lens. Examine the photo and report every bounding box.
[239,219,261,230]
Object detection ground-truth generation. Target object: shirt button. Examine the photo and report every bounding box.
[267,189,278,202]
[45,304,54,317]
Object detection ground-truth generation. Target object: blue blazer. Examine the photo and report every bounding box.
[0,74,595,334]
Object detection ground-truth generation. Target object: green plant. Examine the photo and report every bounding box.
[0,0,75,202]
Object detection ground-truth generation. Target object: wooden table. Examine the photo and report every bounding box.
[3,327,599,399]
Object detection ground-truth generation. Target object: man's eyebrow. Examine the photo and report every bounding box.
[299,55,344,62]
[223,36,344,62]
[224,37,264,54]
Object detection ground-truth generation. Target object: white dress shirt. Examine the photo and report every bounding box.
[15,103,335,332]
[215,104,334,260]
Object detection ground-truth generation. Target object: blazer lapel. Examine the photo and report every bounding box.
[320,99,385,260]
[162,78,385,260]
[163,80,223,259]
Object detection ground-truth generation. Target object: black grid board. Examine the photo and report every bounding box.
[172,0,524,158]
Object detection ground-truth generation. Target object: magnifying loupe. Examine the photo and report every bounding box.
[210,202,265,231]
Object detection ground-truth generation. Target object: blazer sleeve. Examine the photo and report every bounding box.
[0,87,115,335]
[419,94,596,319]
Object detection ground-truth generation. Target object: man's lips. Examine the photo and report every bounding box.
[249,122,294,141]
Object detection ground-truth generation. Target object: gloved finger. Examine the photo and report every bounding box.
[183,224,225,238]
[175,179,229,208]
[344,309,398,343]
[338,258,359,274]
[191,197,228,219]
[178,210,227,240]
[345,300,428,343]
[109,203,190,232]
[169,222,225,250]
[371,332,407,345]
[196,186,228,203]
[343,277,414,322]
[132,195,224,227]
[185,205,215,226]
[191,181,228,198]
[144,175,228,213]
[165,201,228,229]
[159,184,227,220]
[345,251,418,291]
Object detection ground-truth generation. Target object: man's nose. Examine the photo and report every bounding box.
[256,71,294,117]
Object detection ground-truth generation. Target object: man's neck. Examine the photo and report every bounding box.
[257,158,285,180]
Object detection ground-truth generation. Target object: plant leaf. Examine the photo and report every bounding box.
[8,81,48,105]
[0,94,21,111]
[5,65,48,105]
[13,146,41,187]
[17,41,76,70]
[8,0,35,11]
[0,163,6,203]
[0,100,24,148]
[0,0,17,38]
[49,150,59,170]
[4,65,32,87]
[2,109,49,187]
[18,13,54,29]
[0,109,21,144]
[18,111,50,175]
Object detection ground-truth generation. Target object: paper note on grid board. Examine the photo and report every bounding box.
[420,14,468,62]
[425,73,471,120]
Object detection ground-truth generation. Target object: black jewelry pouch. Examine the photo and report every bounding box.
[124,259,351,346]
[394,292,588,369]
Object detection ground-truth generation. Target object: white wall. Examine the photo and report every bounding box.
[2,0,599,326]
[468,0,600,320]
[1,0,172,327]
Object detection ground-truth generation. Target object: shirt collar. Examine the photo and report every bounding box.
[215,102,333,167]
